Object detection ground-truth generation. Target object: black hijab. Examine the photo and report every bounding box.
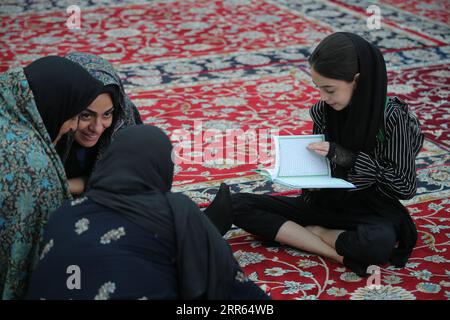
[59,83,121,168]
[86,125,237,300]
[325,32,387,154]
[24,56,106,142]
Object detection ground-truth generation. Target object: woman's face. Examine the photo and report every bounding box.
[311,67,358,111]
[53,116,79,145]
[74,93,114,148]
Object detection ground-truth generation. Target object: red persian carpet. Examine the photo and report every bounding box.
[1,0,449,300]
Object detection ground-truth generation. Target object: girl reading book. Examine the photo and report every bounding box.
[206,32,424,276]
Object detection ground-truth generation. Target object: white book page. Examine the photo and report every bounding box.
[274,176,355,189]
[276,135,330,178]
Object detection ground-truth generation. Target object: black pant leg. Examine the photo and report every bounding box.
[231,193,311,240]
[335,223,397,266]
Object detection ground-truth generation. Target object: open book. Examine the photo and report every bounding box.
[256,135,355,189]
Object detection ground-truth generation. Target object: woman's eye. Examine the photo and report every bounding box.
[325,90,334,94]
[103,112,113,118]
[80,113,92,120]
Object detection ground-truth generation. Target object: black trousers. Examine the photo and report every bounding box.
[231,187,417,272]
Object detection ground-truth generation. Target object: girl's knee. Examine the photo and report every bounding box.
[337,224,397,265]
[361,225,397,264]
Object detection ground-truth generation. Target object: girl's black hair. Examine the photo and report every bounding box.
[307,32,387,157]
[308,33,359,82]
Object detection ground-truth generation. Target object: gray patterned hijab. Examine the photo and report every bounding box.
[58,52,142,170]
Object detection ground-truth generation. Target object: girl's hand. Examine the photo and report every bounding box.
[307,142,330,157]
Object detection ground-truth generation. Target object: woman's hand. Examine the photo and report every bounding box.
[68,177,87,195]
[307,141,330,157]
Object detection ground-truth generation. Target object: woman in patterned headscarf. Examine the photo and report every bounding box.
[58,52,143,195]
[0,56,107,299]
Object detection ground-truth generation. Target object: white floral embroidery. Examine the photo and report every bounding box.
[40,239,54,260]
[75,218,90,235]
[71,196,88,206]
[100,227,126,244]
[94,282,116,300]
[235,270,248,283]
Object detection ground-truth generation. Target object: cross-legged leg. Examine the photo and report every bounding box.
[231,193,343,263]
[276,221,343,263]
[305,225,345,249]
